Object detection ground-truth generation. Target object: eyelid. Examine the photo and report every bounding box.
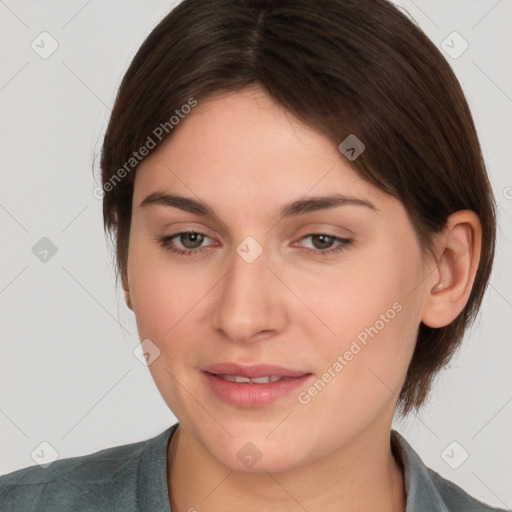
[291,223,355,241]
[295,233,351,244]
[292,233,352,252]
[158,222,220,240]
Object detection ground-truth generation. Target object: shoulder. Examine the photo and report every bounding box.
[0,438,147,512]
[427,468,505,512]
[391,430,507,512]
[0,425,176,512]
[425,466,506,511]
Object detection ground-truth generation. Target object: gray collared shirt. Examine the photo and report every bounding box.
[0,423,506,511]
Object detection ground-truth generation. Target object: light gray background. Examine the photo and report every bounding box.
[0,0,511,508]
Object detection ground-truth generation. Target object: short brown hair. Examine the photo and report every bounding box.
[100,0,497,416]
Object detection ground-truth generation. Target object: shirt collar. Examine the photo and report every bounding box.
[391,429,450,511]
[139,423,177,512]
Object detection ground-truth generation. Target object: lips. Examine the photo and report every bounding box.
[200,362,313,407]
[201,362,310,379]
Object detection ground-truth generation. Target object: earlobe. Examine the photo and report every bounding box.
[421,210,481,328]
[124,287,133,311]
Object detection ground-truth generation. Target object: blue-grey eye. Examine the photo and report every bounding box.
[309,234,336,250]
[178,232,205,249]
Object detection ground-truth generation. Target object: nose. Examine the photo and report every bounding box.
[212,243,288,343]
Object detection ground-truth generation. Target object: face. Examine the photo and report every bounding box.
[126,87,430,473]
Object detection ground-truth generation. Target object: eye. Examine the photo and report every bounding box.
[155,231,352,258]
[296,234,352,256]
[156,231,216,256]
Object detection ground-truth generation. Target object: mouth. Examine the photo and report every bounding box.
[210,374,288,383]
[200,362,313,408]
[201,362,311,379]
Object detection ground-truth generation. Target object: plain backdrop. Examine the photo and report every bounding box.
[0,0,511,508]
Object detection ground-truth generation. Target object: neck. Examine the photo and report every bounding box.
[167,422,406,512]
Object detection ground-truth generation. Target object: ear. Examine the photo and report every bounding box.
[123,287,133,311]
[123,275,133,311]
[421,210,482,328]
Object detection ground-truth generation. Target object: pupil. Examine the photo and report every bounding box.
[182,233,203,249]
[312,234,334,249]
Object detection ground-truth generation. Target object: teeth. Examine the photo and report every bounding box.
[219,375,282,384]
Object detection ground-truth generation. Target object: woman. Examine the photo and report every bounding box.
[0,0,506,510]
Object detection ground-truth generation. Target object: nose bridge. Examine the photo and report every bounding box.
[213,239,286,342]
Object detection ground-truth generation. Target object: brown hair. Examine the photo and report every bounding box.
[100,0,497,416]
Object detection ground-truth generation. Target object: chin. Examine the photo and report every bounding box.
[207,429,307,474]
[227,448,302,474]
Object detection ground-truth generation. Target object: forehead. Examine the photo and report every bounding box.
[133,88,389,211]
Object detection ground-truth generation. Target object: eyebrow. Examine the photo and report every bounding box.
[138,191,377,219]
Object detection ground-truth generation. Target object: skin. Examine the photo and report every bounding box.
[124,86,481,512]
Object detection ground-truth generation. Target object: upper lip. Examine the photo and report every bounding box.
[201,362,311,378]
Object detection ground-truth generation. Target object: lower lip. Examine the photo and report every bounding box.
[202,371,313,408]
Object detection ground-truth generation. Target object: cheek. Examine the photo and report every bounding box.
[127,241,210,343]
[295,244,423,401]
[127,243,212,414]
[277,251,422,464]
[297,246,421,344]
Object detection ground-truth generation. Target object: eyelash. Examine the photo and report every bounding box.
[156,231,352,258]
